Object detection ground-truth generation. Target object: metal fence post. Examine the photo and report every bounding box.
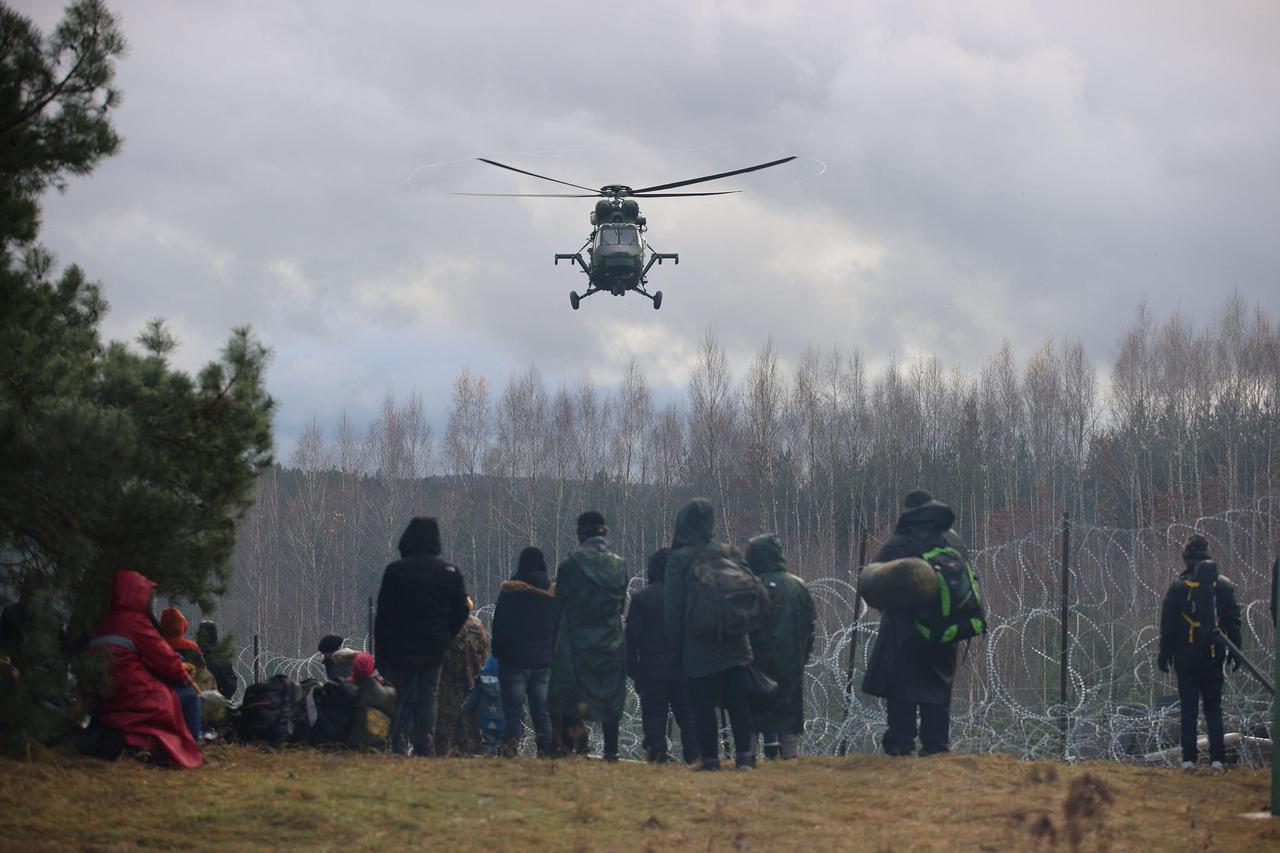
[837,527,870,757]
[252,632,260,684]
[1060,511,1071,761]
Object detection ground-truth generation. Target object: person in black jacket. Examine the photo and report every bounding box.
[626,548,698,763]
[1158,534,1243,772]
[490,546,557,756]
[374,516,470,757]
[861,490,968,756]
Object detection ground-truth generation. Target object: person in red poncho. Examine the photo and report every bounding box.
[89,571,203,768]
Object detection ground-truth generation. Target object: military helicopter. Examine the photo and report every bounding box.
[453,155,796,310]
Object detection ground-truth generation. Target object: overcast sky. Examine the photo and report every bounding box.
[21,0,1280,453]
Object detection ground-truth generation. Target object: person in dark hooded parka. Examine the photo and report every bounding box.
[861,490,968,756]
[626,547,698,763]
[663,498,756,770]
[550,511,628,760]
[490,546,558,756]
[746,534,815,759]
[375,516,470,756]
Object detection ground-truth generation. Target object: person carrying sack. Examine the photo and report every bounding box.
[861,490,977,757]
[1158,534,1243,773]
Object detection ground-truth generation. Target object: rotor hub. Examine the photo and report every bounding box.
[599,185,632,199]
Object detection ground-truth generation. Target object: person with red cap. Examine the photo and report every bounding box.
[347,651,397,751]
[88,571,202,768]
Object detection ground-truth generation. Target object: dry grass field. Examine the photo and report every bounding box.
[0,745,1276,851]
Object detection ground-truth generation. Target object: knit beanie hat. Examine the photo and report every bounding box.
[903,490,933,510]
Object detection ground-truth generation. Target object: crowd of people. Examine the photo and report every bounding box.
[77,491,1250,773]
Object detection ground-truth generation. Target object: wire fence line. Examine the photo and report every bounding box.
[230,499,1278,764]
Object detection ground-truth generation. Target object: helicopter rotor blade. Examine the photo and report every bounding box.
[629,155,797,194]
[476,158,600,193]
[629,190,742,198]
[450,192,600,197]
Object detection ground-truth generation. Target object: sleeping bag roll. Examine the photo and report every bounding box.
[858,558,937,610]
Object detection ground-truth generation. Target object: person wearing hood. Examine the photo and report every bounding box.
[549,512,628,760]
[663,498,756,770]
[1158,534,1242,772]
[374,516,470,756]
[862,490,969,757]
[158,606,208,741]
[434,598,489,755]
[88,571,202,768]
[626,547,698,763]
[491,546,557,756]
[746,534,815,760]
[196,619,238,699]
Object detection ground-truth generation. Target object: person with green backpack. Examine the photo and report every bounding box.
[861,490,983,756]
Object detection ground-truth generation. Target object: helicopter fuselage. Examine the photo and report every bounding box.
[556,195,677,308]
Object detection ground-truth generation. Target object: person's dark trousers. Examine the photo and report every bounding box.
[174,686,201,740]
[497,663,553,754]
[884,697,950,756]
[385,664,443,756]
[688,666,753,761]
[638,675,699,763]
[1176,657,1226,764]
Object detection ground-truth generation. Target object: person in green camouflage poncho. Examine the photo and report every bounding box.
[549,510,628,760]
[745,534,815,759]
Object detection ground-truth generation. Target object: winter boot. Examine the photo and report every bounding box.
[696,757,722,772]
[735,751,757,770]
[762,740,781,760]
[779,734,800,760]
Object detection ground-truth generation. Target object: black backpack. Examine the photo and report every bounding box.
[912,543,986,646]
[687,546,772,642]
[239,674,307,744]
[1181,560,1222,652]
[306,679,358,746]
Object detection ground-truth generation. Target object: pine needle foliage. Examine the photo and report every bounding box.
[0,1,275,753]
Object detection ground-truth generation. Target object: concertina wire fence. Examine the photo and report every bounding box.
[230,498,1279,765]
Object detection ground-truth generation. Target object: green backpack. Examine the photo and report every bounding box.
[913,545,986,646]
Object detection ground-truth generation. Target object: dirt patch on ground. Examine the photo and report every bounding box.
[0,747,1273,850]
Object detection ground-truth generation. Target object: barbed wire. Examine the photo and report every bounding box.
[230,500,1278,764]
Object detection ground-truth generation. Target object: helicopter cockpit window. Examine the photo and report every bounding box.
[600,226,638,246]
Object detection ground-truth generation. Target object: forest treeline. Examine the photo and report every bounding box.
[220,296,1280,655]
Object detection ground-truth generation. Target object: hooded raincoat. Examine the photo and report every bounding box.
[860,500,964,706]
[549,537,628,722]
[90,571,202,768]
[374,517,470,672]
[746,535,816,735]
[663,499,753,679]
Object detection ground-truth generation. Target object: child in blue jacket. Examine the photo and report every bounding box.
[461,656,505,755]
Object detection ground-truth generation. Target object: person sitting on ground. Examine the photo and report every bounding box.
[435,597,490,755]
[461,655,505,756]
[626,547,698,764]
[550,512,628,761]
[347,651,398,751]
[88,570,202,768]
[196,619,239,700]
[158,605,205,742]
[1158,534,1242,773]
[375,516,471,757]
[491,546,558,757]
[746,534,815,760]
[663,498,758,771]
[318,634,359,681]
